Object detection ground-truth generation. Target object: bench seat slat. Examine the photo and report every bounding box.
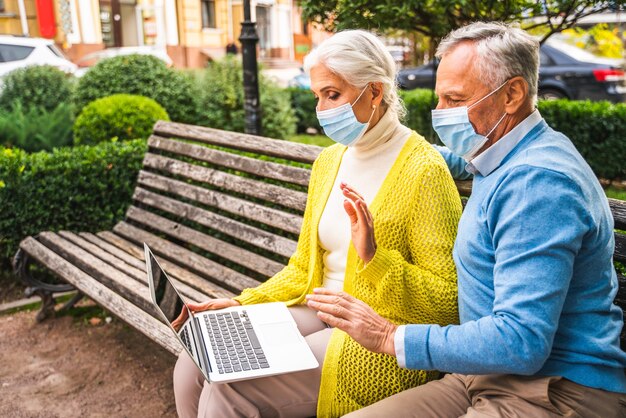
[96,231,234,299]
[137,171,302,235]
[132,187,297,258]
[79,232,147,271]
[37,232,157,314]
[126,206,285,278]
[58,231,208,304]
[142,153,307,211]
[153,120,323,164]
[19,236,183,355]
[149,136,311,186]
[113,222,261,293]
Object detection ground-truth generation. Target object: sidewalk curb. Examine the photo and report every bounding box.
[0,291,77,315]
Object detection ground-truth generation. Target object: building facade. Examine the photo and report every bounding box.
[1,0,322,67]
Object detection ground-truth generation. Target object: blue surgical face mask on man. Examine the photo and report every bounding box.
[316,85,376,147]
[431,80,508,160]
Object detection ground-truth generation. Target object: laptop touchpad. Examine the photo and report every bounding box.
[259,322,301,346]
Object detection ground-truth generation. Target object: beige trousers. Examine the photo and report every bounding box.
[173,305,331,418]
[345,372,626,418]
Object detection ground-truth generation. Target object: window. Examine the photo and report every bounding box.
[0,44,35,63]
[201,0,216,29]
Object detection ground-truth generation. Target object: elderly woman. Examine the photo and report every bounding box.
[173,30,462,417]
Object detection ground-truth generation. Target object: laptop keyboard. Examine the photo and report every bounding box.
[180,327,194,354]
[205,311,270,374]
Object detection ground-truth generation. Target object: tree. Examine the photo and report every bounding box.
[299,0,625,44]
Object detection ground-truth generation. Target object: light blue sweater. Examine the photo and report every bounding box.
[403,119,626,393]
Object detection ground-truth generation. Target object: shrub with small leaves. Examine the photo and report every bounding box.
[0,102,74,152]
[286,87,321,134]
[73,94,169,145]
[196,56,296,139]
[74,54,198,123]
[0,65,74,112]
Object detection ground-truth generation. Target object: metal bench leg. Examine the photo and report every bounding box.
[13,246,76,323]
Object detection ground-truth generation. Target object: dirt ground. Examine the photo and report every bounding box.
[0,298,178,418]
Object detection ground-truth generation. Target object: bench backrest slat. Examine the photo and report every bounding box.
[149,135,312,186]
[136,171,302,234]
[610,199,626,231]
[132,187,297,258]
[142,153,308,211]
[153,120,322,163]
[125,205,284,278]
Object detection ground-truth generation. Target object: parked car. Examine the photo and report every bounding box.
[397,39,626,103]
[0,35,78,77]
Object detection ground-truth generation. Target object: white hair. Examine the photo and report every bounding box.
[303,30,405,119]
[436,21,540,106]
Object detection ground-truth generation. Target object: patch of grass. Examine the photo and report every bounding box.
[605,187,626,201]
[287,134,333,147]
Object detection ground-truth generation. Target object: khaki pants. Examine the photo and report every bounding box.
[173,305,331,418]
[345,372,626,418]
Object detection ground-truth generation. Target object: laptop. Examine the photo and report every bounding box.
[144,244,319,384]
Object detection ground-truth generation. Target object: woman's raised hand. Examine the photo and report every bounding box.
[187,298,241,313]
[341,182,377,263]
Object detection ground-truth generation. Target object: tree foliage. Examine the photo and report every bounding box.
[299,0,624,43]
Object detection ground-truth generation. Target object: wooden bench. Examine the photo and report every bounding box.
[12,121,626,358]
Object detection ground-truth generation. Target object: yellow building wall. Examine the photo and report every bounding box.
[0,0,40,37]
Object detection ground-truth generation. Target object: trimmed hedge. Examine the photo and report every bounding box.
[74,54,198,124]
[74,94,169,145]
[537,100,626,181]
[0,140,146,267]
[0,65,74,112]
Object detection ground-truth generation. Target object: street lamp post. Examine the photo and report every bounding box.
[239,0,262,135]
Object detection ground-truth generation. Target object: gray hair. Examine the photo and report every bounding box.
[303,30,406,119]
[436,22,539,106]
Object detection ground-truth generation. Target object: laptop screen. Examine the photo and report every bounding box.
[148,250,190,333]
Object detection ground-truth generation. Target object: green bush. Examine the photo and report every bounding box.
[196,57,296,139]
[537,99,626,181]
[0,102,74,152]
[0,65,74,112]
[400,88,439,142]
[286,87,321,133]
[74,94,169,145]
[0,140,146,266]
[399,89,626,180]
[74,54,198,124]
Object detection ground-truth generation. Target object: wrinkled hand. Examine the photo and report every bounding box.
[341,182,377,263]
[187,298,241,313]
[306,288,397,356]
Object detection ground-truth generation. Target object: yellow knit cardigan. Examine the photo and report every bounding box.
[234,132,462,417]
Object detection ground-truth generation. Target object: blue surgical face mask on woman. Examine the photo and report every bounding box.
[431,80,508,160]
[316,85,376,147]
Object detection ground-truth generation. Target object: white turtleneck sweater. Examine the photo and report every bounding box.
[318,109,412,291]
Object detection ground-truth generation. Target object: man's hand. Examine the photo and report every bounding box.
[306,288,397,356]
[187,298,241,313]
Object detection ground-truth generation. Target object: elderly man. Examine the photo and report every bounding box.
[306,22,626,417]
